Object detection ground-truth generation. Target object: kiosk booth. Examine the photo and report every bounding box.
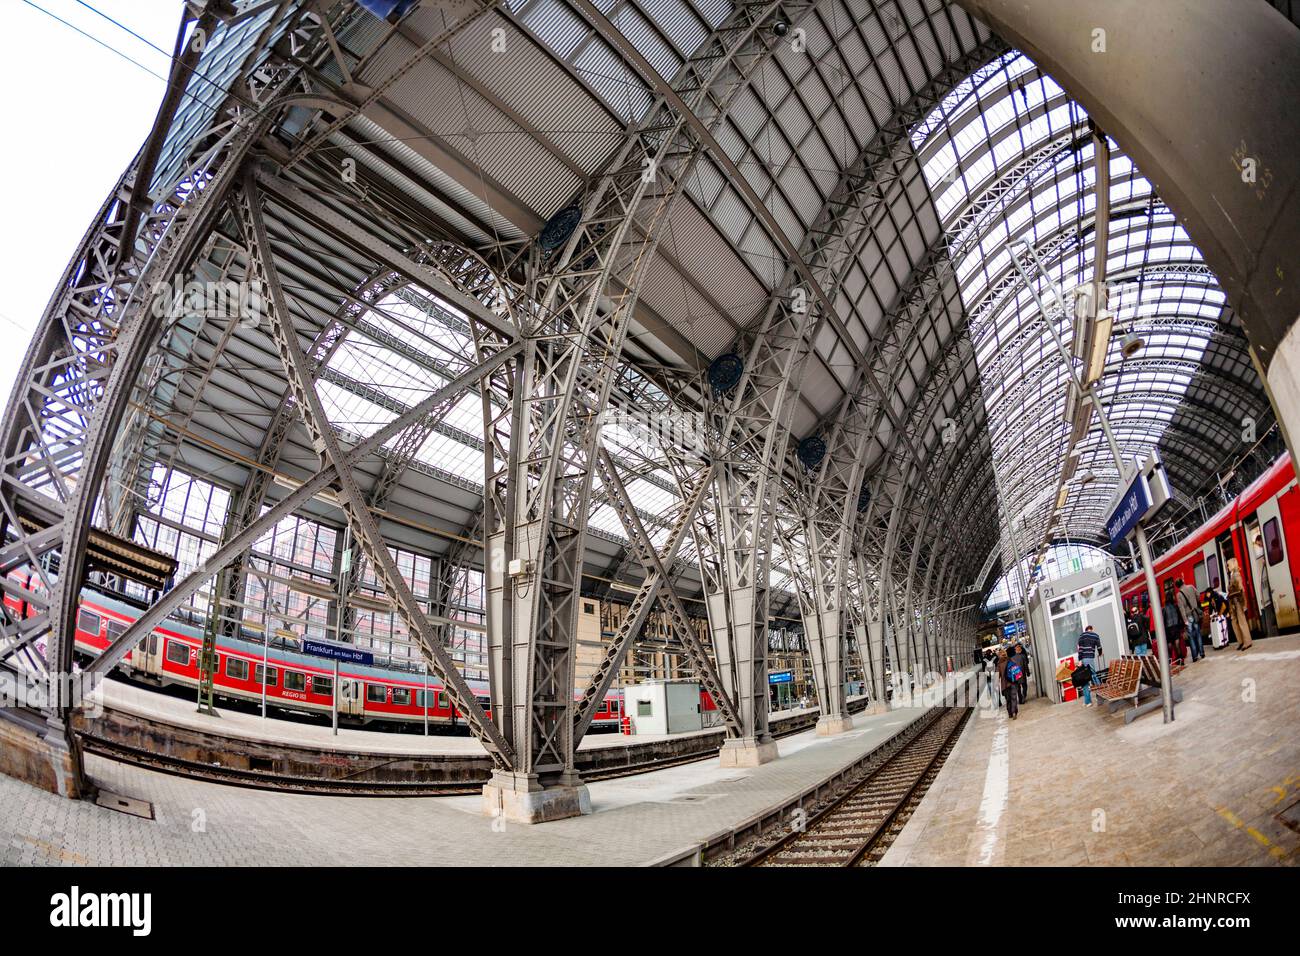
[1027,562,1129,702]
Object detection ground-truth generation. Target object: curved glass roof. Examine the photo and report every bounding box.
[912,51,1263,571]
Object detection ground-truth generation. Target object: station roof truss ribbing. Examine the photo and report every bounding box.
[909,50,1272,576]
[2,0,1277,740]
[113,0,1012,620]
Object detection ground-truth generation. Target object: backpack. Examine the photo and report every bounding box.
[1005,660,1023,683]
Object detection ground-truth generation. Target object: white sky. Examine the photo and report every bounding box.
[0,0,179,404]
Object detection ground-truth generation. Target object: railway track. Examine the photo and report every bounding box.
[738,707,971,867]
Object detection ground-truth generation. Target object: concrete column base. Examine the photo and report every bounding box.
[718,736,778,768]
[864,701,891,715]
[815,714,855,736]
[0,713,86,799]
[482,770,590,825]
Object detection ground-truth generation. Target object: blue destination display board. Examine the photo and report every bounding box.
[1106,471,1153,548]
[768,670,794,685]
[301,638,374,666]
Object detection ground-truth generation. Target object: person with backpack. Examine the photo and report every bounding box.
[1176,576,1204,662]
[999,649,1020,719]
[1009,641,1030,703]
[1125,604,1150,655]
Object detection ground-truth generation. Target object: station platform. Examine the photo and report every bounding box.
[880,634,1300,867]
[0,691,943,866]
[92,678,858,755]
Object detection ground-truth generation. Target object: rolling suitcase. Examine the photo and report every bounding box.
[1211,614,1229,649]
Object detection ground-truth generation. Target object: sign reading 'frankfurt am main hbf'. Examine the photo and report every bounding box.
[302,638,374,666]
[1106,471,1153,549]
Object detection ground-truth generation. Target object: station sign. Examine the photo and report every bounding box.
[1001,620,1026,637]
[1104,449,1172,549]
[302,638,374,666]
[1105,471,1152,548]
[768,670,794,685]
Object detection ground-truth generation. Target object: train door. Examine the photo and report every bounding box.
[1241,515,1276,634]
[338,678,363,717]
[1278,486,1300,630]
[1258,494,1297,629]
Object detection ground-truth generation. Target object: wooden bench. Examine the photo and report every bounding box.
[1094,657,1141,709]
[1097,654,1185,723]
[1137,653,1185,686]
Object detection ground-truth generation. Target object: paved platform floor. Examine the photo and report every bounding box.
[1,698,928,866]
[881,634,1300,867]
[95,679,862,755]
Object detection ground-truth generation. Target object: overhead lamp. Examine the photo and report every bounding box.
[1120,329,1145,357]
[1082,309,1114,386]
[1067,468,1096,487]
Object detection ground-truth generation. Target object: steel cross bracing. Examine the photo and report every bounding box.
[743,36,1006,723]
[579,450,742,739]
[74,253,525,723]
[231,178,515,763]
[672,30,1005,745]
[0,4,329,779]
[461,0,825,781]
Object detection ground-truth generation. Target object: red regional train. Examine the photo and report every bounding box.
[1120,454,1300,636]
[3,584,630,731]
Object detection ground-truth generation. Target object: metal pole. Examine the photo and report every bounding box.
[261,626,268,720]
[1133,521,1174,721]
[1013,240,1175,722]
[332,657,339,736]
[423,662,429,736]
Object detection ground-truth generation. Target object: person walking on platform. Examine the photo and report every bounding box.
[1069,659,1095,706]
[1161,581,1186,664]
[1125,604,1150,655]
[982,649,1001,708]
[1009,641,1030,703]
[1176,576,1204,662]
[1226,558,1253,651]
[999,649,1019,719]
[1075,625,1103,689]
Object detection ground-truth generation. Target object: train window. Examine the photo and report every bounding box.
[391,687,410,706]
[165,640,190,666]
[416,689,432,709]
[283,671,306,692]
[476,696,491,711]
[254,664,277,686]
[367,683,388,704]
[77,609,101,636]
[609,698,619,715]
[1263,518,1284,566]
[149,634,159,656]
[225,657,249,681]
[1193,561,1208,591]
[105,620,125,643]
[312,675,333,697]
[1206,554,1221,590]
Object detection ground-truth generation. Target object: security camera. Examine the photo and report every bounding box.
[772,20,789,36]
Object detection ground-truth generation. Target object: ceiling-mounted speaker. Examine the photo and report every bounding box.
[357,0,420,23]
[797,435,826,470]
[857,482,871,513]
[707,353,743,394]
[538,204,582,252]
